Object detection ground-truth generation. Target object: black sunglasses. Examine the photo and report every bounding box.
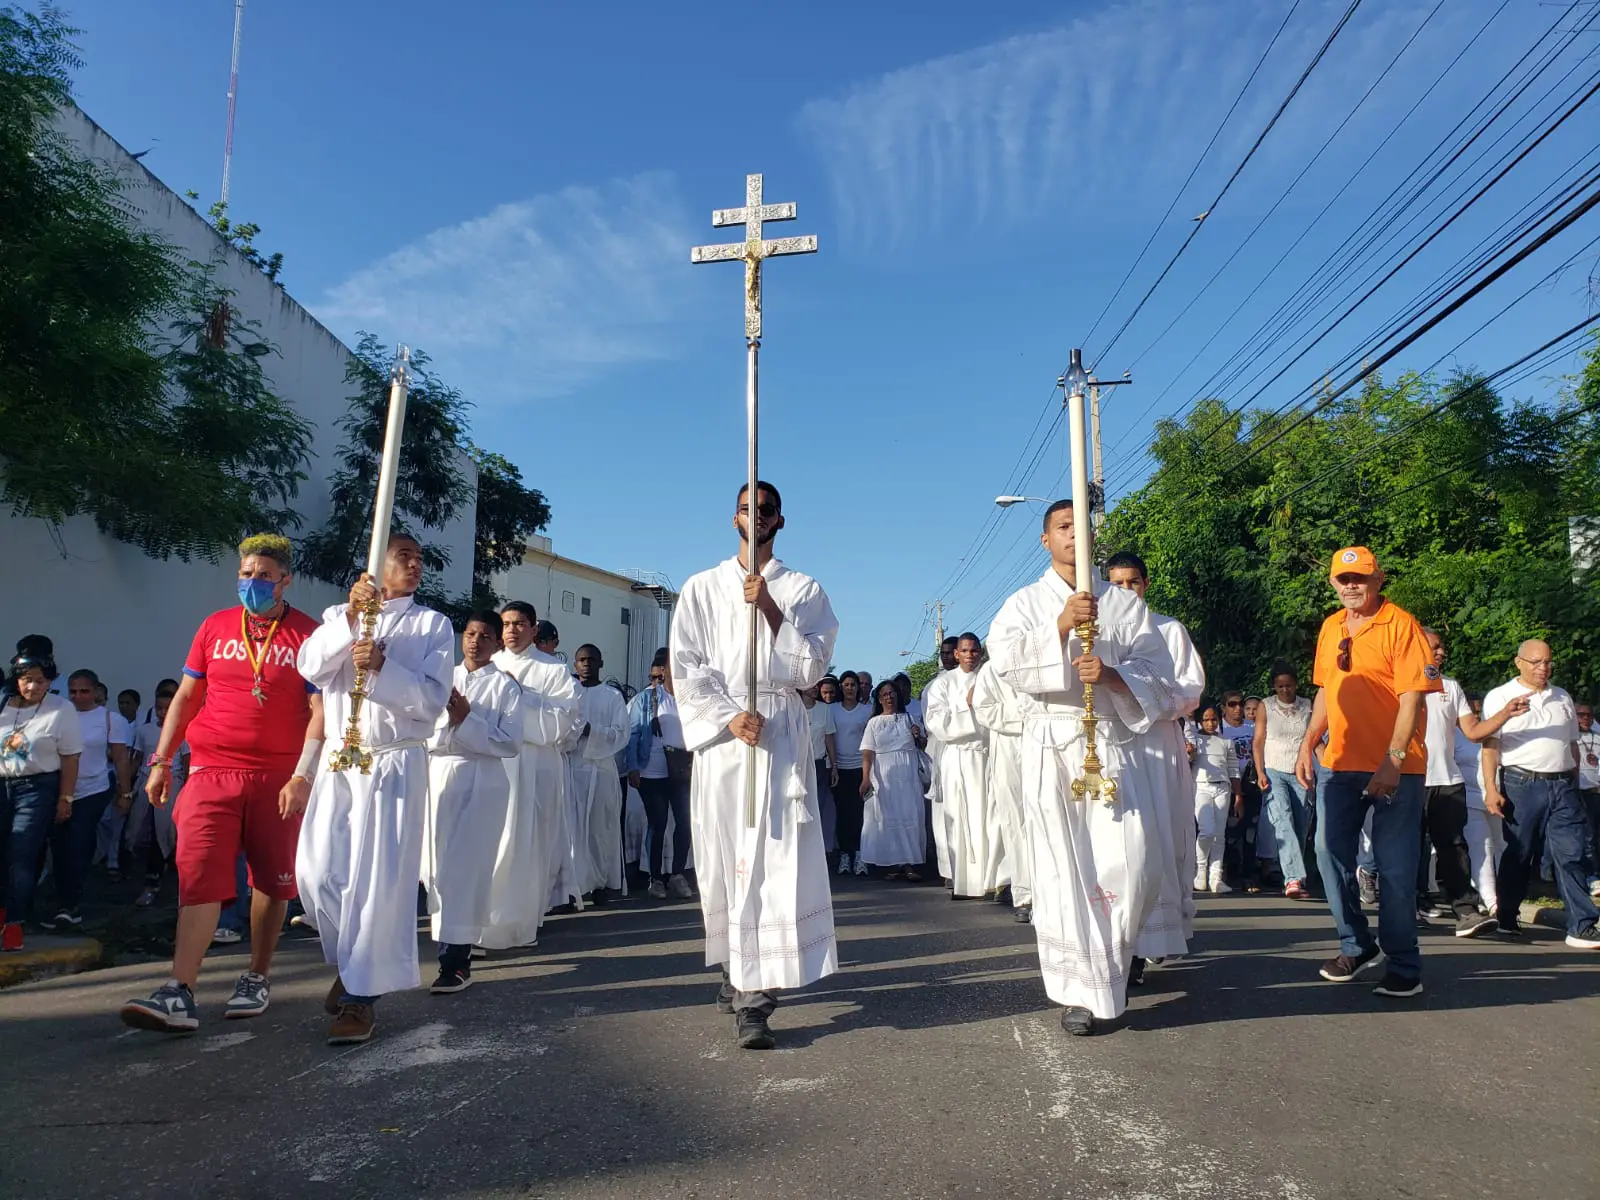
[1337,636,1352,672]
[740,502,780,519]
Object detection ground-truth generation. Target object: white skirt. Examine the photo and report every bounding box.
[861,749,927,866]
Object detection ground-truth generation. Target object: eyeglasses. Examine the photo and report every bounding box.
[1224,700,1243,708]
[1516,655,1553,667]
[1337,636,1352,672]
[741,502,780,519]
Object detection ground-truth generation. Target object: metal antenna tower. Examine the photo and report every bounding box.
[220,0,245,206]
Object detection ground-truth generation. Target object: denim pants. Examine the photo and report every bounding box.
[48,787,113,912]
[2,772,60,924]
[1315,770,1423,979]
[1263,768,1310,882]
[638,775,692,880]
[1580,787,1600,882]
[1495,770,1600,935]
[815,758,837,854]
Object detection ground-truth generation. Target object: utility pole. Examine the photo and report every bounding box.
[934,599,944,649]
[1088,375,1105,536]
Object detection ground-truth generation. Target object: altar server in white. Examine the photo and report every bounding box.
[987,500,1176,1037]
[424,609,522,994]
[483,601,580,949]
[972,660,1033,922]
[297,534,454,1045]
[564,645,631,898]
[670,481,839,1050]
[1105,551,1206,959]
[925,633,1000,897]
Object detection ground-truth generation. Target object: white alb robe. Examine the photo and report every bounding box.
[562,681,631,895]
[297,595,453,998]
[1132,611,1206,956]
[670,556,839,993]
[425,662,522,946]
[923,668,955,878]
[925,666,997,897]
[859,713,927,866]
[971,662,1032,907]
[481,647,579,949]
[988,571,1175,1019]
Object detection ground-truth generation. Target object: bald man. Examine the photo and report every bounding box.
[1481,640,1600,948]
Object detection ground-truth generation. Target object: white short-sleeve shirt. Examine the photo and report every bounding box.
[1482,680,1577,773]
[73,705,132,799]
[0,694,84,779]
[1424,678,1473,787]
[831,701,873,769]
[1577,726,1600,790]
[1193,731,1241,785]
[806,701,836,763]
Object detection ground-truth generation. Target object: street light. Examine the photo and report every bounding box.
[994,495,1049,507]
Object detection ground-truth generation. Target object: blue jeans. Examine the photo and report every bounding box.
[2,772,59,925]
[216,852,251,933]
[1495,770,1600,935]
[1263,768,1310,882]
[1315,770,1423,980]
[48,787,113,912]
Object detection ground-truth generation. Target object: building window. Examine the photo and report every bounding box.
[580,597,592,616]
[620,607,630,626]
[561,590,575,613]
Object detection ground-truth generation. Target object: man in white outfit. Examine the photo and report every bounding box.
[483,602,580,949]
[670,481,839,1050]
[296,534,454,1045]
[987,499,1176,1037]
[924,634,997,898]
[424,609,522,994]
[563,645,631,901]
[971,660,1033,923]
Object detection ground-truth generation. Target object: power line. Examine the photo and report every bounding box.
[1089,0,1368,372]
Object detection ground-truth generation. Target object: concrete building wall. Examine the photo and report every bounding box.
[0,107,474,696]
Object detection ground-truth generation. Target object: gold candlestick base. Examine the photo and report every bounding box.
[328,596,380,775]
[1069,619,1118,807]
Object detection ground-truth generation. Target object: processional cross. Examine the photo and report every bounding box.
[692,174,817,827]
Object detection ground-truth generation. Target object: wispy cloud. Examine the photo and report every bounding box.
[796,0,1457,249]
[315,171,704,403]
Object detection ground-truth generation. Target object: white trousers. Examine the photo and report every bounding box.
[1465,806,1504,912]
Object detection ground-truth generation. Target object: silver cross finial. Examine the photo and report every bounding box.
[691,173,817,339]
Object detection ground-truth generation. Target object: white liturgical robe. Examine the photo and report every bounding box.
[925,665,996,897]
[1139,611,1205,951]
[482,646,580,949]
[297,595,454,998]
[988,570,1175,1019]
[971,662,1032,907]
[562,681,631,895]
[670,556,839,993]
[425,662,522,946]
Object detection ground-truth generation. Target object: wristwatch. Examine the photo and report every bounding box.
[1387,748,1406,763]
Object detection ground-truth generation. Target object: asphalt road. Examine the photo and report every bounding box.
[1,880,1596,1200]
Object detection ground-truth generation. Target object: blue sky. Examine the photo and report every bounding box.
[61,0,1599,673]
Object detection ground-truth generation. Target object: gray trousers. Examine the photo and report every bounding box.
[719,966,779,1017]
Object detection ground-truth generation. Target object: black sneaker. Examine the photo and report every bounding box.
[1420,900,1450,919]
[715,977,737,1014]
[993,885,1013,907]
[1495,923,1528,942]
[1564,925,1600,950]
[45,908,83,931]
[1014,905,1033,924]
[120,981,199,1033]
[735,1011,775,1050]
[429,968,472,994]
[1372,972,1423,998]
[1318,945,1384,983]
[1060,1006,1095,1036]
[1128,956,1147,987]
[1454,913,1497,938]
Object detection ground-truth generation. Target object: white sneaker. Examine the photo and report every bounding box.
[212,927,243,946]
[224,971,270,1019]
[667,874,693,900]
[853,856,870,877]
[647,878,667,900]
[837,853,852,876]
[1192,875,1209,892]
[1209,874,1232,894]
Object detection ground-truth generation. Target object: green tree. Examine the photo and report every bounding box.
[1,6,311,559]
[298,336,473,605]
[1103,339,1600,699]
[465,443,551,607]
[906,654,940,699]
[184,192,284,281]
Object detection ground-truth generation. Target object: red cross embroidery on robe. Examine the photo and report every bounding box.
[1089,885,1117,916]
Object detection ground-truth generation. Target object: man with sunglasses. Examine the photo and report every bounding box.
[1480,641,1600,948]
[1295,547,1440,999]
[668,481,839,1050]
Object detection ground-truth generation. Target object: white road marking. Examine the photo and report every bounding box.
[755,1076,828,1097]
[1013,1017,1315,1198]
[201,1032,256,1052]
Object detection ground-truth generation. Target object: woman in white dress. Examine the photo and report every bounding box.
[858,681,928,881]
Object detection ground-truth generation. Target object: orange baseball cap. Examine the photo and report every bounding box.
[1330,546,1379,578]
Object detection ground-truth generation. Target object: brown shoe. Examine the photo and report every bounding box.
[326,1002,375,1045]
[324,975,345,1016]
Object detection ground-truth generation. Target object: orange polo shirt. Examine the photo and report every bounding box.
[1312,598,1441,774]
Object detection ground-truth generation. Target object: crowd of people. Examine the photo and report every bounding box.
[3,485,1597,1050]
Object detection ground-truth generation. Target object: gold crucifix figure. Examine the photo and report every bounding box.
[691,173,817,340]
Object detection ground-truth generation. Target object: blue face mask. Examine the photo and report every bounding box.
[238,578,279,616]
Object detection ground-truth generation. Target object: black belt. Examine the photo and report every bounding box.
[1503,766,1576,782]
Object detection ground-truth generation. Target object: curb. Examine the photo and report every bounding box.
[1518,901,1566,931]
[0,938,104,989]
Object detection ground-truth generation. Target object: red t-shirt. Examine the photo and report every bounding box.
[182,605,321,771]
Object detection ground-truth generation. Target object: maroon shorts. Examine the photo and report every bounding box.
[174,767,302,906]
